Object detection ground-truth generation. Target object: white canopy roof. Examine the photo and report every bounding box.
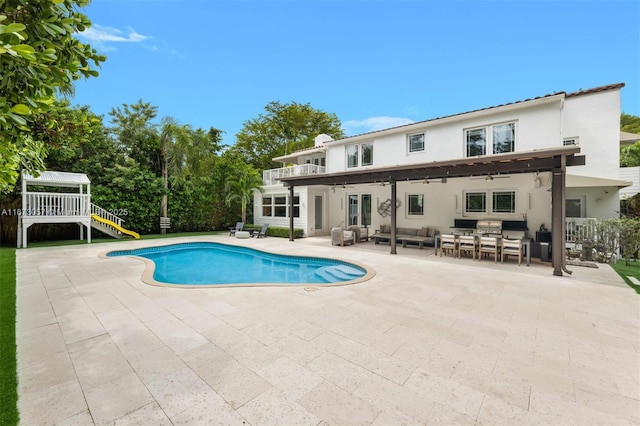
[22,171,90,187]
[566,174,631,188]
[621,131,640,146]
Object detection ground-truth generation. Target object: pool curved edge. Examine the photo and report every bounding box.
[98,244,376,288]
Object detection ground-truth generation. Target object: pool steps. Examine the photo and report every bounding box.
[315,265,364,282]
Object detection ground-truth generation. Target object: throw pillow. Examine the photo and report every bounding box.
[418,227,429,237]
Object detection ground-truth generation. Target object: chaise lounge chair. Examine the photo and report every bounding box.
[229,222,244,236]
[254,223,269,238]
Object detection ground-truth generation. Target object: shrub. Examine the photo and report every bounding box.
[263,226,304,239]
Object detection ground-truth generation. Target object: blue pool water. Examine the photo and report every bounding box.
[107,242,367,285]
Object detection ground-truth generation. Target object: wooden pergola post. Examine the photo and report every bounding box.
[289,185,295,241]
[551,155,568,276]
[390,178,397,255]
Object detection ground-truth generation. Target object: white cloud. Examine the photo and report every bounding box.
[77,25,150,50]
[342,116,414,136]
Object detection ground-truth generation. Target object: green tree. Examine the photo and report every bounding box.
[620,113,640,167]
[621,113,640,134]
[621,142,640,167]
[224,163,264,224]
[0,0,105,193]
[234,101,344,171]
[109,100,161,174]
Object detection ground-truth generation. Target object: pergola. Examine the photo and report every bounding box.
[279,146,585,277]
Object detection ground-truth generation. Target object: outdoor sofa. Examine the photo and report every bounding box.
[373,225,439,249]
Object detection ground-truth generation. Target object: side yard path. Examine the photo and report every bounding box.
[16,236,640,425]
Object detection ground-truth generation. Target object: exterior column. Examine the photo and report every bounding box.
[390,179,397,255]
[551,155,567,276]
[289,185,295,242]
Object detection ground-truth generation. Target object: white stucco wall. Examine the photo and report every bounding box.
[325,97,563,173]
[562,89,621,178]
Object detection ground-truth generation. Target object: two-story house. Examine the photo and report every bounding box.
[253,83,630,275]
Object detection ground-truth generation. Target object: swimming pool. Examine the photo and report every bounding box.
[106,242,372,287]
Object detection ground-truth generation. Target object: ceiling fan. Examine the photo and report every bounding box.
[368,181,388,187]
[411,177,447,184]
[331,183,354,192]
[470,174,510,181]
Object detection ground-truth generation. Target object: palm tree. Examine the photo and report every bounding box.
[225,167,264,224]
[159,116,192,233]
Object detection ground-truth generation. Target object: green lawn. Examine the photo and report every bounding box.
[0,247,18,426]
[611,259,640,294]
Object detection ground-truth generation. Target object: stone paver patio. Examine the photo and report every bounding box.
[16,235,640,425]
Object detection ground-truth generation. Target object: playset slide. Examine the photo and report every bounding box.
[91,214,140,239]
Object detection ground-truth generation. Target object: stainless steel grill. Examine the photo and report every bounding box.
[476,219,502,235]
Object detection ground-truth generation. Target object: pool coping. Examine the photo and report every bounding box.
[98,241,376,288]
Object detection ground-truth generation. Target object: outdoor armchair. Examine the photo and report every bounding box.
[331,227,355,246]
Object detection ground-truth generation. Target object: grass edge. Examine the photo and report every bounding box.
[0,247,18,425]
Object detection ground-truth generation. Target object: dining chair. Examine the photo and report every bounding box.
[479,236,499,263]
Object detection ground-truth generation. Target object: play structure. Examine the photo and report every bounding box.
[18,171,140,248]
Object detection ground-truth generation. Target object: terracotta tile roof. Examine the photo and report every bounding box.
[329,82,626,142]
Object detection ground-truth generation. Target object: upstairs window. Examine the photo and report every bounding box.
[346,142,374,168]
[408,133,425,153]
[466,122,516,157]
[466,128,487,157]
[347,145,358,168]
[493,123,515,154]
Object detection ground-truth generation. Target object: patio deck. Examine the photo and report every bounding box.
[16,235,639,424]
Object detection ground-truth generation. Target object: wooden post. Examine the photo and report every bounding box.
[390,179,397,255]
[551,155,567,276]
[289,185,295,242]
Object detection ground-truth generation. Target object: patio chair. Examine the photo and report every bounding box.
[331,227,354,246]
[458,235,477,260]
[253,223,269,238]
[501,238,524,265]
[479,236,499,263]
[347,225,369,243]
[229,221,244,236]
[439,234,457,257]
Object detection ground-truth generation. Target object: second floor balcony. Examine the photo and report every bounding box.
[263,164,326,186]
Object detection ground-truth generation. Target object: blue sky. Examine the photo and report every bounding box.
[73,0,640,145]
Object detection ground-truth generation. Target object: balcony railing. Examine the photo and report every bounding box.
[263,164,326,185]
[23,192,90,217]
